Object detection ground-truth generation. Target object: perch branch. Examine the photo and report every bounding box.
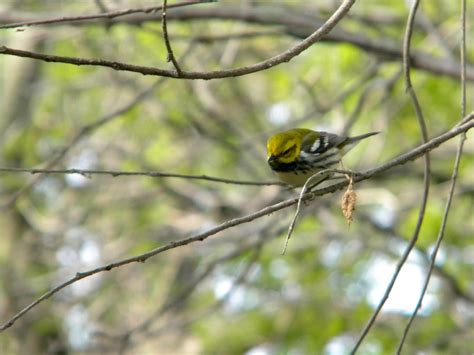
[0,117,471,332]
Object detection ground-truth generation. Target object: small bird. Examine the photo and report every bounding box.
[267,129,379,187]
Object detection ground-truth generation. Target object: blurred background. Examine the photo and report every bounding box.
[0,0,473,354]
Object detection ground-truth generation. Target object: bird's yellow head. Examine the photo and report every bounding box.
[267,129,305,164]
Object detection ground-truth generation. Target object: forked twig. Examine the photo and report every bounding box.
[281,169,353,255]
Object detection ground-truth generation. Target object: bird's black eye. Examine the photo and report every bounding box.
[281,147,292,156]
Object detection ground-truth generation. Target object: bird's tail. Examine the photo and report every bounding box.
[339,131,379,156]
[347,131,380,144]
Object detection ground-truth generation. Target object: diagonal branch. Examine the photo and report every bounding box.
[397,0,469,351]
[0,0,357,80]
[0,117,471,332]
[1,5,473,81]
[397,116,467,353]
[352,1,431,351]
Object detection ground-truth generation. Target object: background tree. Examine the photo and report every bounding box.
[0,0,472,354]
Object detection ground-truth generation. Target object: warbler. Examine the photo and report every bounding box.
[267,129,379,187]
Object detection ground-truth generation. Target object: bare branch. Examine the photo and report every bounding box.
[162,0,182,75]
[357,212,474,304]
[460,0,467,119]
[352,0,432,351]
[0,0,357,80]
[397,0,469,351]
[0,43,199,209]
[0,0,206,29]
[281,169,352,255]
[1,4,472,80]
[0,118,471,332]
[0,167,285,186]
[397,112,467,354]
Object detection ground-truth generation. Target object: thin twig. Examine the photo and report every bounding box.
[397,110,467,353]
[397,0,469,351]
[162,0,182,75]
[0,119,471,332]
[0,0,356,80]
[2,5,472,81]
[0,167,285,186]
[281,169,352,255]
[0,0,207,29]
[357,211,474,303]
[460,0,467,120]
[457,111,473,126]
[352,0,432,351]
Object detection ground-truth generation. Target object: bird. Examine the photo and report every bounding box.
[267,128,379,187]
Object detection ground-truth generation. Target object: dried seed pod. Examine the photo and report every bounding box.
[341,175,357,226]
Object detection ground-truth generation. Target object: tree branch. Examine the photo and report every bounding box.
[397,0,469,351]
[0,167,285,186]
[398,111,467,354]
[0,1,357,80]
[161,0,182,75]
[352,1,431,350]
[0,0,207,29]
[0,117,471,332]
[3,5,469,81]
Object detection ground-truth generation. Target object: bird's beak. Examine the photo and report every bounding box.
[268,155,276,163]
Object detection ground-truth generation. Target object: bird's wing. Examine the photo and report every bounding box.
[301,131,347,155]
